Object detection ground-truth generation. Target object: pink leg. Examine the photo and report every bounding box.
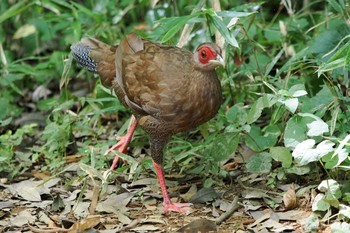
[105,116,138,170]
[153,161,192,213]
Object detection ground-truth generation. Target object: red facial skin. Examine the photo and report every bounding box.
[197,46,217,64]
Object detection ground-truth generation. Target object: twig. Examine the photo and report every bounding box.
[215,196,239,225]
[28,225,69,233]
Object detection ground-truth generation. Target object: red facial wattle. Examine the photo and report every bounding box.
[198,46,217,64]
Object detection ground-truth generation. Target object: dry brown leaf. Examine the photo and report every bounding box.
[283,183,298,210]
[31,170,52,180]
[89,185,101,215]
[68,216,101,233]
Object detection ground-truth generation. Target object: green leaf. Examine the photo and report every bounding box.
[306,120,329,137]
[247,98,264,124]
[312,193,330,211]
[265,49,284,77]
[209,14,238,47]
[216,11,254,18]
[226,103,247,125]
[0,0,34,24]
[339,204,350,219]
[318,179,341,198]
[292,139,334,166]
[284,115,314,149]
[285,165,310,175]
[246,152,272,173]
[304,214,319,232]
[160,13,200,43]
[280,98,298,113]
[269,147,292,168]
[244,125,280,152]
[207,132,239,162]
[331,222,350,233]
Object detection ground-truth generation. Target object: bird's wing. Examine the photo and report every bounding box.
[121,39,193,124]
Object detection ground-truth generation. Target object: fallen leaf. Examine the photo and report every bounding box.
[189,187,220,204]
[10,210,36,227]
[96,192,133,213]
[116,212,131,225]
[180,184,197,202]
[0,201,14,210]
[283,184,298,210]
[68,216,101,233]
[132,225,159,231]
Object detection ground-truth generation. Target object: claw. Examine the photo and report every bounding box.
[164,202,192,213]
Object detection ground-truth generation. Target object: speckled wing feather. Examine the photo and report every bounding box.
[121,40,222,133]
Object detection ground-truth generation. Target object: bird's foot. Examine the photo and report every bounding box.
[163,202,192,213]
[104,135,129,170]
[104,135,128,155]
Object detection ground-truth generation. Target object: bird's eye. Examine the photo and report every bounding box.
[201,50,206,57]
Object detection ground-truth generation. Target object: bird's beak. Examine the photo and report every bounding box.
[209,54,225,68]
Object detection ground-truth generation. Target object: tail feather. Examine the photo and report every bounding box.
[71,38,117,87]
[71,42,97,72]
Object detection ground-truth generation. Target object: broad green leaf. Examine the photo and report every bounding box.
[312,193,330,211]
[339,204,350,219]
[246,152,272,173]
[323,148,348,169]
[280,98,298,113]
[306,120,329,136]
[284,115,314,149]
[304,214,319,232]
[226,103,247,125]
[292,139,334,165]
[331,222,350,233]
[247,95,275,124]
[269,147,292,168]
[301,86,333,114]
[318,179,341,198]
[247,98,264,124]
[292,90,307,97]
[243,125,280,152]
[207,132,239,162]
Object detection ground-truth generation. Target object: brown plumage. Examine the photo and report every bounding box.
[71,34,224,212]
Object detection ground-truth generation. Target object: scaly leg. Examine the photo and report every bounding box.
[153,161,191,213]
[104,115,138,170]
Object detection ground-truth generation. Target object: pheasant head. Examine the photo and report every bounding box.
[194,43,224,71]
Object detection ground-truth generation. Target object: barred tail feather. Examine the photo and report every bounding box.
[70,42,97,72]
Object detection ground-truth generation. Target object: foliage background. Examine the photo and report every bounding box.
[1,0,350,230]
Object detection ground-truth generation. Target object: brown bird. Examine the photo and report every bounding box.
[71,34,224,212]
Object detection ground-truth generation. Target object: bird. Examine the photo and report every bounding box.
[71,33,224,213]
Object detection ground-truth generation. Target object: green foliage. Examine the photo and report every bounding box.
[1,0,350,227]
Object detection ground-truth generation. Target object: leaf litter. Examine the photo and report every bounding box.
[0,161,315,232]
